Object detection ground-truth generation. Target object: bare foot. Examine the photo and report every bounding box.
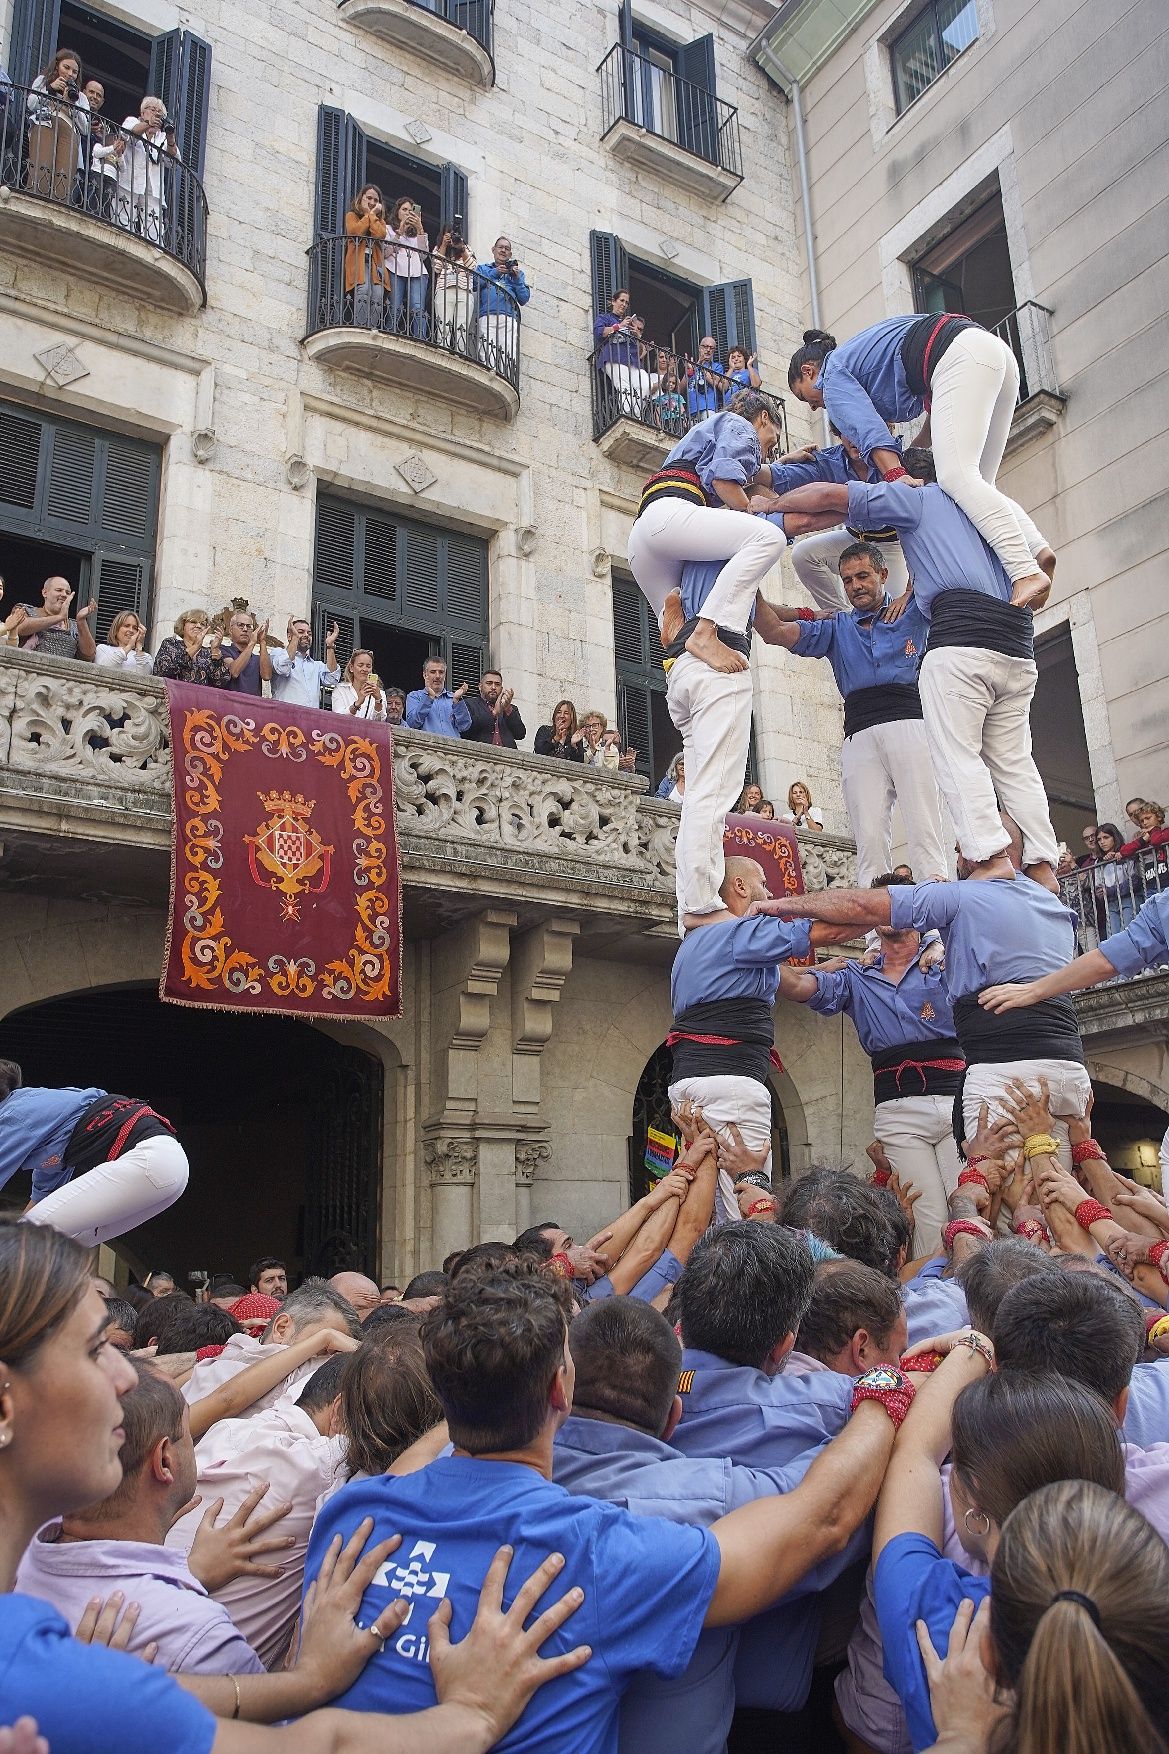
[1010,572,1050,611]
[1024,860,1060,894]
[659,590,685,648]
[684,619,748,674]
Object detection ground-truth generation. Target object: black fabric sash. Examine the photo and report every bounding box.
[900,314,978,395]
[951,993,1086,1067]
[871,1036,965,1104]
[669,997,774,1084]
[928,589,1035,661]
[663,616,752,665]
[636,467,708,520]
[843,682,923,739]
[65,1094,176,1174]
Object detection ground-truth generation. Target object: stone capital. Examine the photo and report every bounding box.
[424,1137,478,1186]
[514,1140,551,1185]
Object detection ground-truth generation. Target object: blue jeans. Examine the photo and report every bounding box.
[390,273,428,339]
[1104,892,1136,938]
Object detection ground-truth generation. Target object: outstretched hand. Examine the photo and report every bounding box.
[979,980,1041,1014]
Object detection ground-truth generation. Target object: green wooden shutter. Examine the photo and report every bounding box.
[174,31,213,181]
[590,230,629,320]
[402,521,440,620]
[91,553,149,641]
[314,496,357,597]
[675,34,718,163]
[9,0,61,86]
[701,280,756,364]
[361,513,398,605]
[0,406,44,513]
[439,162,470,242]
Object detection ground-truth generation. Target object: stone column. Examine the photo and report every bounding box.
[423,1138,477,1266]
[514,1141,551,1234]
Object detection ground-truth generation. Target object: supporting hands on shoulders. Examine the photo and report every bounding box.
[917,1597,1007,1754]
[187,1478,296,1592]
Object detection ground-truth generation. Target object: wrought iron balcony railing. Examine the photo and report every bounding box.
[992,301,1060,404]
[589,343,788,454]
[598,43,743,181]
[1059,850,1169,968]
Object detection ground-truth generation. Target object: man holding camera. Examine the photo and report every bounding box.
[116,94,178,243]
[476,234,530,371]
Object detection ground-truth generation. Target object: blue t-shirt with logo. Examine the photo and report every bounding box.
[303,1453,721,1754]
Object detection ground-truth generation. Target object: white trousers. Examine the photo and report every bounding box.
[667,654,753,917]
[669,1073,772,1224]
[873,1093,961,1257]
[627,498,786,628]
[604,362,656,403]
[791,530,909,613]
[918,645,1059,868]
[842,718,949,888]
[962,1058,1092,1174]
[929,328,1040,583]
[26,1134,190,1249]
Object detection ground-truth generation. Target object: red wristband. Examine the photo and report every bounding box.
[883,466,908,482]
[1073,1199,1112,1231]
[957,1168,989,1190]
[547,1252,574,1279]
[1013,1217,1048,1245]
[1071,1140,1106,1164]
[746,1197,778,1217]
[964,1154,989,1168]
[850,1366,916,1429]
[900,1350,945,1375]
[1148,1240,1169,1272]
[943,1218,986,1251]
[796,607,816,621]
[870,1168,892,1188]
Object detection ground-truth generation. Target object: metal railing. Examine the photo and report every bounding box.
[598,43,743,179]
[590,342,788,451]
[992,301,1059,403]
[305,238,521,397]
[402,0,493,58]
[1059,847,1169,967]
[0,80,208,297]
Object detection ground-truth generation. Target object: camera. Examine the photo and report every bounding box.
[451,210,464,249]
[505,257,519,270]
[64,80,79,101]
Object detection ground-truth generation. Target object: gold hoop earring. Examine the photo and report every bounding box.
[963,1507,991,1538]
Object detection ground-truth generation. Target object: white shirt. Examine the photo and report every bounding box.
[95,644,153,672]
[781,806,824,828]
[330,681,387,721]
[181,1332,321,1417]
[167,1397,348,1669]
[116,120,176,202]
[268,648,341,708]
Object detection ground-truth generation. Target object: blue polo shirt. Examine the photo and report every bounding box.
[888,875,1077,999]
[587,1247,684,1305]
[404,687,473,738]
[664,411,761,503]
[0,1593,216,1754]
[687,360,726,416]
[845,482,1010,619]
[1122,1361,1169,1448]
[873,1532,990,1752]
[303,1454,721,1754]
[789,599,928,703]
[901,1264,969,1345]
[1100,891,1169,977]
[220,641,263,696]
[671,916,812,1016]
[671,1348,852,1471]
[0,1084,106,1200]
[816,318,924,464]
[805,958,956,1059]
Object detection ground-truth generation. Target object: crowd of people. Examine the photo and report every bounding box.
[1058,804,1169,952]
[592,290,765,437]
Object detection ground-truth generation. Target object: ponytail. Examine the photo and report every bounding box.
[1004,1595,1166,1754]
[787,327,837,387]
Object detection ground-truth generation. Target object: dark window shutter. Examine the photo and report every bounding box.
[9,0,61,86]
[439,162,470,241]
[744,720,759,787]
[612,575,646,667]
[448,639,483,693]
[701,279,756,363]
[315,496,358,595]
[98,437,155,539]
[91,553,149,642]
[149,29,181,119]
[315,106,361,240]
[590,230,629,319]
[676,34,718,161]
[618,0,633,49]
[174,31,213,181]
[45,424,97,526]
[0,407,44,511]
[403,522,440,620]
[618,682,652,776]
[316,607,356,674]
[444,531,487,629]
[361,513,398,603]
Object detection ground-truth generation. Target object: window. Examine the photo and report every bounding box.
[0,398,160,637]
[312,492,488,699]
[910,189,1038,394]
[891,0,978,114]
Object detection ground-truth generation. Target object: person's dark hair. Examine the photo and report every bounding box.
[421,1264,573,1453]
[677,1222,815,1369]
[361,1302,420,1333]
[726,388,774,426]
[297,1351,350,1416]
[249,1257,286,1289]
[133,1296,235,1355]
[993,1272,1143,1404]
[402,1270,449,1300]
[340,1320,441,1472]
[349,181,384,218]
[385,686,406,704]
[787,327,838,387]
[608,287,629,310]
[781,1169,900,1276]
[796,1259,903,1365]
[0,1060,22,1102]
[951,1373,1124,1533]
[0,1222,92,1368]
[838,541,887,575]
[1093,822,1125,854]
[1050,1254,1147,1313]
[209,1278,246,1300]
[81,1361,184,1518]
[902,446,937,483]
[39,46,85,86]
[956,1241,1061,1337]
[515,1223,566,1263]
[447,1241,520,1283]
[569,1299,681,1436]
[872,1187,912,1271]
[989,1482,1169,1754]
[870,871,913,888]
[103,1296,139,1344]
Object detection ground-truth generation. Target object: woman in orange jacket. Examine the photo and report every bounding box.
[345,183,387,329]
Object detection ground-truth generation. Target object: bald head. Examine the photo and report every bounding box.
[719,857,770,916]
[328,1271,381,1318]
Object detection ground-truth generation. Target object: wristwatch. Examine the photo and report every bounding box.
[850,1365,916,1429]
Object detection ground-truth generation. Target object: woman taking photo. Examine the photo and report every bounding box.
[25,48,90,202]
[1089,822,1137,938]
[533,700,583,763]
[782,781,823,832]
[432,226,476,353]
[344,185,387,331]
[331,650,387,721]
[787,320,1051,611]
[0,1222,590,1753]
[386,197,429,340]
[153,610,232,688]
[94,610,153,672]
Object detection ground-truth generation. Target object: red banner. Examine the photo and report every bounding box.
[161,684,402,1019]
[722,814,813,965]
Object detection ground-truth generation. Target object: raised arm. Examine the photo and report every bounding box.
[776,964,822,1004]
[748,885,893,931]
[873,1342,991,1561]
[188,1331,360,1442]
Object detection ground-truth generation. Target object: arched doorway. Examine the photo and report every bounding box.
[628,1043,791,1203]
[1090,1077,1168,1192]
[0,986,384,1282]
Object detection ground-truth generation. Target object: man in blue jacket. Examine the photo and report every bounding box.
[477,234,530,374]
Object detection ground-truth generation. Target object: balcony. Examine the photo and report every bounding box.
[0,84,207,313]
[994,302,1066,455]
[1058,861,1169,1044]
[0,647,857,925]
[304,239,520,421]
[336,0,494,87]
[590,346,788,469]
[598,45,743,203]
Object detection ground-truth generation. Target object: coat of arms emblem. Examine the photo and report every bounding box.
[245,791,333,921]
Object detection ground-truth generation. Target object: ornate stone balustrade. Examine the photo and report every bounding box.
[0,648,858,917]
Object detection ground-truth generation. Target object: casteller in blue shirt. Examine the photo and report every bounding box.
[873,1531,990,1752]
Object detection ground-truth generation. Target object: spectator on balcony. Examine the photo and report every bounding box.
[655,754,685,802]
[115,95,178,244]
[463,670,526,749]
[534,699,584,763]
[268,617,340,708]
[1085,822,1136,939]
[405,655,472,738]
[94,609,152,672]
[724,345,761,394]
[25,48,90,203]
[578,709,636,773]
[650,353,687,435]
[331,648,387,721]
[432,224,476,352]
[220,608,270,697]
[152,609,232,688]
[734,783,763,815]
[686,335,725,418]
[593,289,654,412]
[1121,802,1169,897]
[384,686,407,727]
[386,196,429,340]
[78,79,120,219]
[477,234,529,371]
[782,780,824,832]
[757,799,775,819]
[1077,823,1099,868]
[14,577,96,661]
[344,183,387,331]
[1126,797,1149,834]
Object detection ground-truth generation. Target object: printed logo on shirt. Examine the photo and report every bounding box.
[372,1537,451,1664]
[920,1001,936,1022]
[904,638,917,657]
[678,1369,695,1395]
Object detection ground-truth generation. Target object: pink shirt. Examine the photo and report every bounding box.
[181,1332,320,1417]
[17,1525,264,1676]
[167,1397,348,1669]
